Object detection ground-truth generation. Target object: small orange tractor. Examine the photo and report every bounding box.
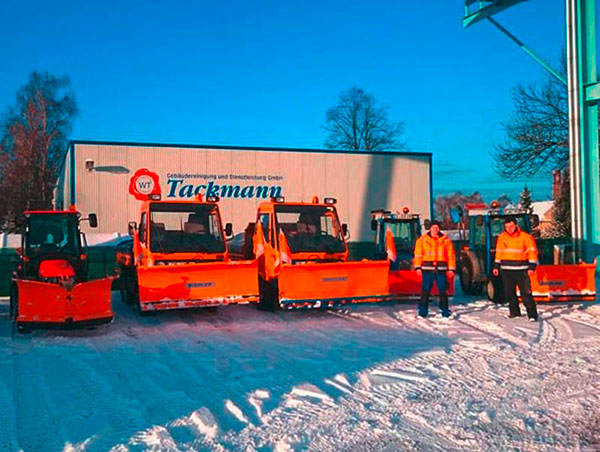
[458,203,596,302]
[254,196,390,309]
[10,208,114,331]
[118,194,259,312]
[370,209,455,299]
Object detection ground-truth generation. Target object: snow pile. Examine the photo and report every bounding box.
[0,294,599,451]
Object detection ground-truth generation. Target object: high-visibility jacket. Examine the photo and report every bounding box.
[413,232,456,271]
[494,227,538,271]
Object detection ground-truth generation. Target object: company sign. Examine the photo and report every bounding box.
[129,169,284,200]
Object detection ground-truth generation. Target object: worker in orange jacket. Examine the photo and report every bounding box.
[413,220,456,318]
[492,216,539,321]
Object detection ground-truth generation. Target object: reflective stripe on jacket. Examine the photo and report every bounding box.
[413,232,456,271]
[494,228,538,271]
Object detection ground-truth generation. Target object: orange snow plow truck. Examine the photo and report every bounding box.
[254,196,390,309]
[10,209,114,331]
[118,194,259,312]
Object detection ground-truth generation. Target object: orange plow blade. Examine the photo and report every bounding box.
[527,263,597,302]
[70,278,114,322]
[277,260,390,309]
[389,270,455,299]
[137,260,259,311]
[15,278,113,325]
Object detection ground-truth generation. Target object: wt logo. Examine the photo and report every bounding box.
[129,169,161,200]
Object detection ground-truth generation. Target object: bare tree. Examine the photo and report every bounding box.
[0,71,77,227]
[493,75,569,178]
[323,87,405,151]
[435,192,485,229]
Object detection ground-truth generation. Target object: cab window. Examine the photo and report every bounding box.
[139,213,147,244]
[259,213,270,244]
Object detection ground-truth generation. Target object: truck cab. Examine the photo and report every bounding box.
[254,196,390,309]
[119,194,259,312]
[458,203,595,303]
[459,206,535,301]
[371,209,421,270]
[370,208,454,299]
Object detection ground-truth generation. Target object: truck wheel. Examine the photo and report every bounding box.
[258,278,278,312]
[486,278,504,304]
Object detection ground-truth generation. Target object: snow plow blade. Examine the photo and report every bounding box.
[388,270,455,299]
[527,262,597,302]
[137,260,259,311]
[278,260,390,309]
[15,278,114,325]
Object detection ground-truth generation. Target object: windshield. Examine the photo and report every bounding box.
[275,205,346,254]
[26,214,80,255]
[149,203,226,253]
[384,220,420,253]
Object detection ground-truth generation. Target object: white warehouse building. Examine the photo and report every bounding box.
[56,141,433,242]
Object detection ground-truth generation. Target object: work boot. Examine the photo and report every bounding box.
[418,290,430,318]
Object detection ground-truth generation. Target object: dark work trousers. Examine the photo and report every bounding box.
[418,270,450,317]
[501,269,538,319]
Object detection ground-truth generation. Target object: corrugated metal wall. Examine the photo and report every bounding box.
[65,143,431,242]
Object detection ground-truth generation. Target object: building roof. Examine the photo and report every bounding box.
[69,140,432,158]
[532,200,554,219]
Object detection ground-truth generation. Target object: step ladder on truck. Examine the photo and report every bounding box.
[457,202,596,302]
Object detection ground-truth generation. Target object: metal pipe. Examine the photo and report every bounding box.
[487,16,568,86]
[566,0,583,256]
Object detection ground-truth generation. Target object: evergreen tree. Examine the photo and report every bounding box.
[519,185,533,214]
[551,172,571,238]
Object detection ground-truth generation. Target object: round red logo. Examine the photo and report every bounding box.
[129,169,161,200]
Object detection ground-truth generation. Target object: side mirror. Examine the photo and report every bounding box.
[225,223,233,238]
[531,214,540,229]
[88,213,98,228]
[449,208,462,224]
[128,221,137,237]
[424,219,431,230]
[370,219,378,231]
[342,223,349,239]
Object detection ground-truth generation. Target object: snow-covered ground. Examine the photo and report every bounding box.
[1,291,599,452]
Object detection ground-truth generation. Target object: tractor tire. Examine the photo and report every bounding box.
[486,277,505,304]
[459,259,476,295]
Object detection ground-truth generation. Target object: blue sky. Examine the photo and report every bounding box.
[1,0,572,202]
